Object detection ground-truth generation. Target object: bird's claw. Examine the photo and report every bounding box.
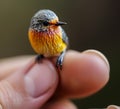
[35,54,44,63]
[56,56,63,70]
[56,51,65,70]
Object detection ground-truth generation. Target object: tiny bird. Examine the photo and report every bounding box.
[28,9,69,70]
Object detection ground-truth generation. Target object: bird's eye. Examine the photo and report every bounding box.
[43,21,49,26]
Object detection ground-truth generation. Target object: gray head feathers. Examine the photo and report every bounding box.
[33,9,58,22]
[30,9,59,31]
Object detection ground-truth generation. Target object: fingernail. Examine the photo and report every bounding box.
[83,49,110,72]
[107,105,120,109]
[24,60,57,97]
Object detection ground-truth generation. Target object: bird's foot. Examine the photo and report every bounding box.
[35,54,44,63]
[56,51,65,70]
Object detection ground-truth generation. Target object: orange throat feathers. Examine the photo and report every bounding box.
[28,27,67,57]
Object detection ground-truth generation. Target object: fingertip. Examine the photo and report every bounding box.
[42,100,77,109]
[82,49,110,84]
[58,50,110,98]
[107,105,120,109]
[82,49,110,73]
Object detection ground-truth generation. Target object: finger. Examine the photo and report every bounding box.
[0,49,110,101]
[0,59,58,109]
[107,105,120,109]
[42,99,77,109]
[54,50,110,99]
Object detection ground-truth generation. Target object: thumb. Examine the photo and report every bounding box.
[0,59,58,109]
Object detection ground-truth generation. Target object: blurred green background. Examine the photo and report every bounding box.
[0,0,119,108]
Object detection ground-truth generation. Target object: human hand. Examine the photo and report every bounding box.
[0,50,109,109]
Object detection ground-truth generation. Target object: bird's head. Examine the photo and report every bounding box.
[30,9,67,32]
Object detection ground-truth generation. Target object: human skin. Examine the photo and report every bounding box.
[0,50,110,109]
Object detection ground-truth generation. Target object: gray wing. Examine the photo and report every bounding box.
[61,28,69,48]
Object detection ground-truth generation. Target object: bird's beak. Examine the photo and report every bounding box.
[55,21,67,26]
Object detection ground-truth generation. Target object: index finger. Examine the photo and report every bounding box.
[54,50,110,99]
